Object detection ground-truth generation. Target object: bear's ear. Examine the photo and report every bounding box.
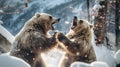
[79,20,83,24]
[90,25,93,28]
[35,12,40,18]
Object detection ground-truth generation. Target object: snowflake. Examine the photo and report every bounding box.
[76,52,80,56]
[110,1,112,3]
[27,53,29,55]
[39,47,42,49]
[119,26,120,30]
[30,51,33,53]
[85,55,88,58]
[33,58,35,60]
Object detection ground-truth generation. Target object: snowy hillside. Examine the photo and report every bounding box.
[71,61,109,67]
[0,0,90,35]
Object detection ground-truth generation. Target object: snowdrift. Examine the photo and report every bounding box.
[0,53,30,67]
[93,45,116,67]
[71,61,109,67]
[70,49,120,67]
[114,49,120,64]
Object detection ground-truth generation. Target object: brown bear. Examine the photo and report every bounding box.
[56,16,96,67]
[10,13,60,67]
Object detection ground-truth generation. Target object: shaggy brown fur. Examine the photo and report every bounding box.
[56,16,96,67]
[10,13,60,67]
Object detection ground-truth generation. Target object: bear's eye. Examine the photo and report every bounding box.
[49,16,52,20]
[79,20,83,24]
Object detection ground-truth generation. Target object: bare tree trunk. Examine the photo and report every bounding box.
[87,0,90,21]
[94,1,107,45]
[115,0,120,51]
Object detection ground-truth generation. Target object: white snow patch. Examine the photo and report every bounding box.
[93,45,116,67]
[0,53,30,67]
[91,61,109,67]
[114,49,120,64]
[41,0,68,9]
[107,33,115,46]
[92,2,102,17]
[70,62,90,67]
[70,61,109,67]
[0,20,3,25]
[0,10,4,13]
[72,3,84,14]
[0,25,15,44]
[65,21,70,24]
[91,29,116,67]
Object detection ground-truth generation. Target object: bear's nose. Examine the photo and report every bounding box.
[57,18,60,21]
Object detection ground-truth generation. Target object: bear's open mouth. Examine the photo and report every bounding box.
[51,22,57,30]
[51,25,54,30]
[51,18,60,30]
[71,21,77,29]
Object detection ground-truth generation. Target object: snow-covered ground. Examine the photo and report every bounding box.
[91,29,116,67]
[70,49,120,67]
[0,53,30,67]
[114,49,120,65]
[71,61,109,67]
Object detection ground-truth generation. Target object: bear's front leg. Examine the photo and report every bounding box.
[49,32,57,45]
[56,32,81,55]
[49,32,61,50]
[56,32,71,45]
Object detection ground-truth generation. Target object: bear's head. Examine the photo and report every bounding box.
[71,16,93,34]
[27,13,60,34]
